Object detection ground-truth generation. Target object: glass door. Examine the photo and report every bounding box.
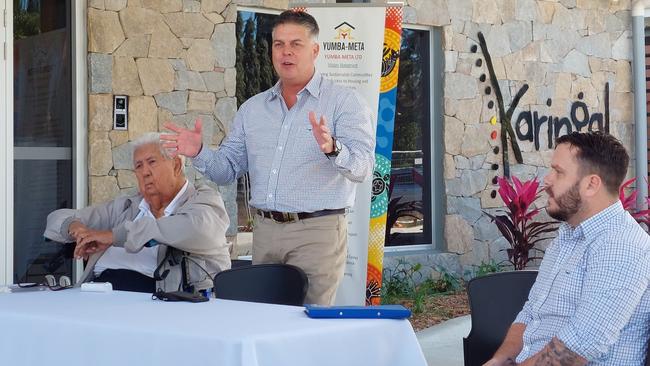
[12,0,74,283]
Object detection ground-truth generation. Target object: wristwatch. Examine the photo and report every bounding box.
[325,137,342,158]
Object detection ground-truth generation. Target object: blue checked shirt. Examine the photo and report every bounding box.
[514,201,650,364]
[192,72,375,212]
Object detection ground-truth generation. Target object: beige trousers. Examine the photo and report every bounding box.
[252,213,347,305]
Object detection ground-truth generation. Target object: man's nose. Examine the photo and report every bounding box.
[543,173,552,187]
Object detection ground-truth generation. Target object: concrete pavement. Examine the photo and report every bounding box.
[416,315,471,366]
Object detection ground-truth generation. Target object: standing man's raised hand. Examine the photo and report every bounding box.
[309,111,334,154]
[161,119,203,158]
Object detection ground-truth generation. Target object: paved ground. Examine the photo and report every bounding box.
[416,315,471,366]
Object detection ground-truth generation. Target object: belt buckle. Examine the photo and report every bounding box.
[271,211,298,223]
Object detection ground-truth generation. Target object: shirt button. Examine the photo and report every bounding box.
[284,126,289,129]
[278,146,283,150]
[272,169,277,174]
[268,194,273,198]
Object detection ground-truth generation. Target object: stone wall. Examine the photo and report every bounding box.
[429,0,634,273]
[87,0,239,236]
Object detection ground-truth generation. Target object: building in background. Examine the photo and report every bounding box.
[0,0,643,285]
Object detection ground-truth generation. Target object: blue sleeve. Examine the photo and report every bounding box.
[191,105,249,185]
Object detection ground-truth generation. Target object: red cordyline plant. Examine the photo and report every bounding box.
[619,178,650,229]
[484,176,558,270]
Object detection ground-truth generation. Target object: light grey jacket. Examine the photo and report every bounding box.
[43,183,231,292]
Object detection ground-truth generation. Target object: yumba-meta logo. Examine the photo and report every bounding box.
[322,22,365,51]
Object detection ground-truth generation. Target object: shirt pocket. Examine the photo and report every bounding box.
[549,256,586,314]
[291,125,323,158]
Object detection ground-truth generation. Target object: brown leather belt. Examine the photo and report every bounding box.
[257,208,346,223]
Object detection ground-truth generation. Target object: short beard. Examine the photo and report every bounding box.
[546,182,582,222]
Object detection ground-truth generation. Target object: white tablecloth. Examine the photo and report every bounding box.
[0,289,427,366]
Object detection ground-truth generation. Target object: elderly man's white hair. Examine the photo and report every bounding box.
[132,132,185,166]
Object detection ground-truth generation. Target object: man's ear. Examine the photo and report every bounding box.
[172,156,183,176]
[582,174,602,198]
[312,41,320,60]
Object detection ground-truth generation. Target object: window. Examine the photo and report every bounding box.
[385,27,432,247]
[234,9,279,244]
[234,10,442,250]
[12,0,74,283]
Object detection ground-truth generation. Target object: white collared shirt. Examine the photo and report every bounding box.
[94,180,189,277]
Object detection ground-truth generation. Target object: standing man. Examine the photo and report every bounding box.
[485,132,650,366]
[162,10,375,305]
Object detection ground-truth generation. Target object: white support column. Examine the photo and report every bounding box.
[632,0,650,208]
[1,0,14,285]
[72,0,88,281]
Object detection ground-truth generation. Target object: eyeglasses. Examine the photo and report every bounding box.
[17,274,73,291]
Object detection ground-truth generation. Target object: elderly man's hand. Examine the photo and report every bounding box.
[73,229,113,260]
[68,220,89,241]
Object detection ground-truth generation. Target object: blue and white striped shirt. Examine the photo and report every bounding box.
[514,201,650,365]
[192,71,375,212]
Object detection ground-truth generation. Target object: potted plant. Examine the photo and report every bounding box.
[619,178,650,230]
[484,176,558,270]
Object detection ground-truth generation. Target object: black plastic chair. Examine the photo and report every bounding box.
[463,270,538,366]
[213,264,308,306]
[230,259,252,269]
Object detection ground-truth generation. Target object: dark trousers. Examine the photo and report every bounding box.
[94,269,155,293]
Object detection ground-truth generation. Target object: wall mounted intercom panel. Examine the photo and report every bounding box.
[114,95,128,130]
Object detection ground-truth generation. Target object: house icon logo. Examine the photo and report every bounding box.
[334,22,355,40]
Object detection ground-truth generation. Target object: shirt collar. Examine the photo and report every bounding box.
[558,200,624,241]
[139,179,189,218]
[578,200,623,239]
[268,70,322,101]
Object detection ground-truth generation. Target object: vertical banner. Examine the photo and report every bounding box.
[295,3,402,305]
[365,6,403,305]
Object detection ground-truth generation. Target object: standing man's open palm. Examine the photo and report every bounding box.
[161,119,203,158]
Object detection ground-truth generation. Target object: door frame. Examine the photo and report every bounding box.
[0,0,87,285]
[1,0,13,286]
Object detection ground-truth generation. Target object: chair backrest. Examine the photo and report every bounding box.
[230,259,252,269]
[463,270,538,366]
[213,264,308,306]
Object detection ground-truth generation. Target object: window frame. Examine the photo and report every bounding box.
[385,24,443,256]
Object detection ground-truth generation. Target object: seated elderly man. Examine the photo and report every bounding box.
[44,133,231,293]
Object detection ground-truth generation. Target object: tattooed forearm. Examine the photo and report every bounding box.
[533,337,587,366]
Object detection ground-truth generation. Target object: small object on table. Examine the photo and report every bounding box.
[304,304,411,319]
[81,282,113,293]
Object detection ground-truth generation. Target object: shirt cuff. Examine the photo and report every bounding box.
[61,216,77,242]
[190,144,209,173]
[557,324,604,361]
[333,143,351,169]
[513,310,532,326]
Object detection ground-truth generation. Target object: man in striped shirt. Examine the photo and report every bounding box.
[486,132,650,366]
[161,10,375,305]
